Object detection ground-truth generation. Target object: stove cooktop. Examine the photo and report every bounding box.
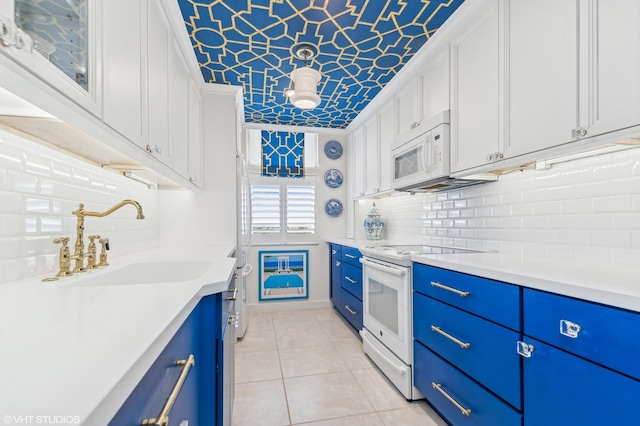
[359,244,487,265]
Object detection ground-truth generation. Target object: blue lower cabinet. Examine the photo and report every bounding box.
[414,293,521,409]
[110,306,201,425]
[414,341,522,426]
[524,288,640,379]
[522,337,640,426]
[339,287,363,330]
[342,262,363,298]
[111,288,234,425]
[330,244,342,309]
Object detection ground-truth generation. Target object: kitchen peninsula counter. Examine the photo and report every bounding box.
[0,245,235,425]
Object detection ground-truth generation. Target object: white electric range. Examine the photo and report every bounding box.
[358,243,487,400]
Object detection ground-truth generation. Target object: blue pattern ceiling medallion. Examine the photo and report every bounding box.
[177,0,465,128]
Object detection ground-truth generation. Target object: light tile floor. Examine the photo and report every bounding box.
[232,308,448,426]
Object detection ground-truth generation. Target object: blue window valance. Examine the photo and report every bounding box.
[261,131,304,178]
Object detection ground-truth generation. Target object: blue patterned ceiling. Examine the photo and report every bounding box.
[177,0,465,129]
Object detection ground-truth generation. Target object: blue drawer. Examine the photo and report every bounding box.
[111,308,200,425]
[414,293,521,409]
[413,264,521,330]
[522,337,640,426]
[339,287,363,331]
[524,288,640,379]
[341,246,362,267]
[342,262,362,300]
[330,243,342,260]
[415,342,522,426]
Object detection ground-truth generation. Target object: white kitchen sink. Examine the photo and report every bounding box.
[61,260,214,287]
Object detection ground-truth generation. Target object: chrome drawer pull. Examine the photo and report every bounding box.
[431,326,471,349]
[432,382,471,416]
[345,253,358,259]
[560,319,582,338]
[431,281,470,297]
[345,276,357,284]
[226,287,238,301]
[335,261,341,266]
[516,341,535,358]
[332,249,337,255]
[142,354,195,426]
[345,305,357,315]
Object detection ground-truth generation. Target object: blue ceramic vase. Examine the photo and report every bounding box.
[364,203,384,240]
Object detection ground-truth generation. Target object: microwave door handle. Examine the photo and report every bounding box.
[422,133,431,175]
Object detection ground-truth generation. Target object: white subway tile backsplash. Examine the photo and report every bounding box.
[376,148,640,266]
[593,195,632,213]
[575,181,610,198]
[0,128,160,284]
[561,198,592,214]
[591,230,632,248]
[610,213,640,230]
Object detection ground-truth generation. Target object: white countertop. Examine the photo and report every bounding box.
[0,245,236,425]
[327,239,640,313]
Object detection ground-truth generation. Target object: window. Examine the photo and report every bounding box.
[250,177,317,244]
[246,129,318,245]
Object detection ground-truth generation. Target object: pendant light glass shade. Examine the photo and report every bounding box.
[289,66,321,110]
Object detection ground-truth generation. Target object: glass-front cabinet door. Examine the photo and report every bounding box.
[0,0,100,115]
[15,0,89,91]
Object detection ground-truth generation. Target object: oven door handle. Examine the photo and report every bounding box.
[360,257,406,276]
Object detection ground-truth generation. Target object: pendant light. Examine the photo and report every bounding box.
[286,45,321,110]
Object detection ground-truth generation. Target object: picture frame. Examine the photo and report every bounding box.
[258,250,309,301]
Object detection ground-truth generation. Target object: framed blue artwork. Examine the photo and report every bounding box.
[258,250,309,301]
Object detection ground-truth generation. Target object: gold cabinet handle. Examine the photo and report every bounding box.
[142,354,195,426]
[345,276,357,284]
[431,326,471,349]
[432,382,471,416]
[345,253,358,259]
[345,305,357,315]
[431,281,470,297]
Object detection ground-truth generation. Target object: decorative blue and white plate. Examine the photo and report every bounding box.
[324,140,343,160]
[325,199,343,217]
[324,169,343,189]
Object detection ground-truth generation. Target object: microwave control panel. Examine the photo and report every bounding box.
[430,124,449,176]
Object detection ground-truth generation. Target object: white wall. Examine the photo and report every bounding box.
[363,148,640,266]
[245,132,349,312]
[159,92,238,247]
[0,126,160,284]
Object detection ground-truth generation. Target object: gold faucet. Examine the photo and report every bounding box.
[71,200,144,272]
[53,237,73,277]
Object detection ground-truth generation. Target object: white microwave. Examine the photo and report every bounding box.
[391,123,450,190]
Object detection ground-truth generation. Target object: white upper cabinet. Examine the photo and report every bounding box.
[578,0,640,137]
[146,0,172,167]
[102,0,145,147]
[170,38,190,179]
[1,0,102,116]
[394,76,422,141]
[349,126,365,199]
[421,48,450,123]
[505,0,578,158]
[450,0,500,174]
[187,79,203,187]
[378,102,395,192]
[364,115,379,195]
[451,0,640,175]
